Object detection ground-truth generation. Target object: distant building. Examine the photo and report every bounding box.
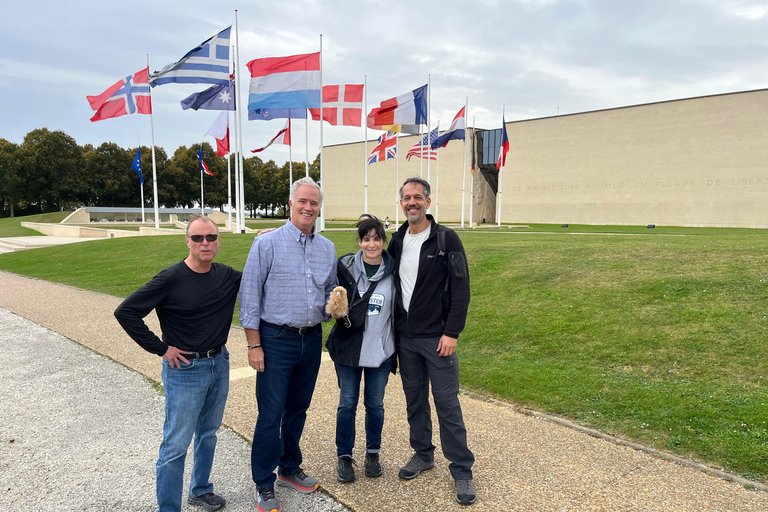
[323,88,768,228]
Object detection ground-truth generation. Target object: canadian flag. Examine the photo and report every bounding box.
[309,84,363,126]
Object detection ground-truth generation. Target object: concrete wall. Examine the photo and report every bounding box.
[323,89,768,228]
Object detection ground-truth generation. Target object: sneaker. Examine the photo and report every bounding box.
[364,452,382,478]
[398,453,434,480]
[255,487,281,512]
[276,469,319,493]
[455,479,477,505]
[188,492,226,511]
[337,455,356,482]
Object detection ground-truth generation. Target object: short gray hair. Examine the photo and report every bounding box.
[186,214,219,236]
[399,177,431,200]
[290,176,323,207]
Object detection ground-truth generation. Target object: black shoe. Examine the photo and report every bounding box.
[364,452,382,478]
[337,455,356,482]
[188,492,226,511]
[456,479,477,505]
[398,453,434,480]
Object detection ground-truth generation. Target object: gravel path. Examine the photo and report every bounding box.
[2,269,768,511]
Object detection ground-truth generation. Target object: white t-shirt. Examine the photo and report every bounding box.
[400,225,430,313]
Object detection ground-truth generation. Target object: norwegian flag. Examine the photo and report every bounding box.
[368,131,397,164]
[309,84,364,126]
[87,68,152,122]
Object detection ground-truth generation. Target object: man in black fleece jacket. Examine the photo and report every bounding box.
[387,177,476,505]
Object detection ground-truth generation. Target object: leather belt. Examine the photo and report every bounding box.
[283,324,319,335]
[181,345,223,359]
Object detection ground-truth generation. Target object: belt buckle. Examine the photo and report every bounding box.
[205,347,216,358]
[298,326,311,335]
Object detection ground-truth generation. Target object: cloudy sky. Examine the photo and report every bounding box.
[2,0,768,164]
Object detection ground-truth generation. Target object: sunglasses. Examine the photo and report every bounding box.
[188,234,219,243]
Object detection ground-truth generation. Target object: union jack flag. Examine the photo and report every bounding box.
[368,132,397,165]
[406,126,439,161]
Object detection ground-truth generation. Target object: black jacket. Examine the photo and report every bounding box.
[387,215,470,339]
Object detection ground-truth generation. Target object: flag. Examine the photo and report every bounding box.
[87,68,151,122]
[248,108,307,121]
[131,148,144,184]
[497,117,509,169]
[308,84,364,126]
[247,52,321,113]
[150,27,231,86]
[367,84,427,134]
[252,120,291,153]
[367,132,397,164]
[198,148,213,176]
[181,81,235,110]
[406,126,439,161]
[205,112,230,156]
[431,106,466,149]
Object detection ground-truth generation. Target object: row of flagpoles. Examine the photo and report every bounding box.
[85,12,512,231]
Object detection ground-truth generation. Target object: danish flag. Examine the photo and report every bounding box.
[309,84,364,126]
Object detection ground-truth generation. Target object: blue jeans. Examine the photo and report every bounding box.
[156,347,229,512]
[251,322,322,488]
[335,354,394,457]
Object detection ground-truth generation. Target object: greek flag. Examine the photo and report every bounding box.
[150,27,231,87]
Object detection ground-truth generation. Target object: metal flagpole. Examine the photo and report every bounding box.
[147,55,160,229]
[435,122,440,222]
[232,105,241,231]
[289,119,293,186]
[227,149,232,230]
[364,75,369,213]
[200,142,205,215]
[138,137,145,223]
[319,34,325,231]
[497,105,505,227]
[235,10,246,233]
[395,133,400,225]
[461,97,468,228]
[470,115,475,228]
[426,74,431,199]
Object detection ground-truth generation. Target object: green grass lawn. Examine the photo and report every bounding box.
[0,224,766,482]
[0,212,70,237]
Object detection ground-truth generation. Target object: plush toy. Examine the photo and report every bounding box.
[325,286,349,317]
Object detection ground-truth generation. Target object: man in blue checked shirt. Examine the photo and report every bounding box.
[239,176,338,512]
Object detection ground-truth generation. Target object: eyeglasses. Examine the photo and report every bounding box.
[188,234,219,243]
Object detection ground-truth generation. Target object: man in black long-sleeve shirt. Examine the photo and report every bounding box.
[114,214,241,512]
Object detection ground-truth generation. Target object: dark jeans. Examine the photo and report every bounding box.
[398,333,474,480]
[251,321,322,488]
[334,354,394,457]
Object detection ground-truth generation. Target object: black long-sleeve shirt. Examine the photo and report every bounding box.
[114,261,242,356]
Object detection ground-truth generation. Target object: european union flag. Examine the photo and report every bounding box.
[131,148,143,184]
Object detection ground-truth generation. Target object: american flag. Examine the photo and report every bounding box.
[368,132,397,164]
[406,126,439,161]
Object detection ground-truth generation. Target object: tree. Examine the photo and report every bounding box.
[0,139,23,217]
[84,142,136,207]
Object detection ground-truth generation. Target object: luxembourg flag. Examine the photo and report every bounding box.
[247,52,321,112]
[431,106,466,149]
[497,116,510,169]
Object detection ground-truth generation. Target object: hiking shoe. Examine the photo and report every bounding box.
[276,469,319,493]
[188,492,226,511]
[364,452,382,478]
[398,453,434,480]
[255,487,281,512]
[337,455,356,482]
[456,479,477,505]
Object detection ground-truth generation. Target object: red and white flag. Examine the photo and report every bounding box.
[309,84,364,126]
[252,120,291,153]
[87,68,152,122]
[204,111,230,156]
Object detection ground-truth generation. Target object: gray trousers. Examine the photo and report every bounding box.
[398,333,474,480]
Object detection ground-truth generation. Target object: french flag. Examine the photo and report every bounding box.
[247,52,321,112]
[497,117,509,170]
[431,106,466,149]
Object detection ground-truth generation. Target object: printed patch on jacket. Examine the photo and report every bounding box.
[367,293,384,315]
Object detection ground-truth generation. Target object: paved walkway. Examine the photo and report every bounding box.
[1,270,767,511]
